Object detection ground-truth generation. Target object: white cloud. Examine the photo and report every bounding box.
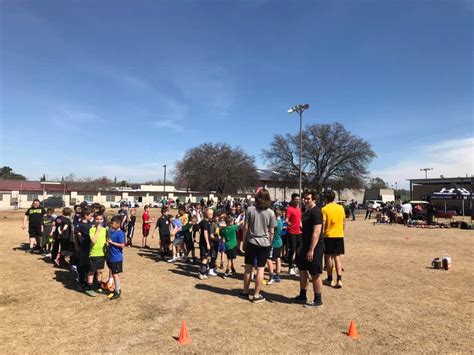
[371,137,474,188]
[152,120,185,131]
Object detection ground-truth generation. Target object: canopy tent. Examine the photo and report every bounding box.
[430,185,472,216]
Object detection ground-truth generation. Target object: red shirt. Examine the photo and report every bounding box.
[286,205,302,234]
[143,211,151,230]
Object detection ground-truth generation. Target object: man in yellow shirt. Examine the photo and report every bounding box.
[321,190,345,289]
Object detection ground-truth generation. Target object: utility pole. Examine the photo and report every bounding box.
[420,168,433,179]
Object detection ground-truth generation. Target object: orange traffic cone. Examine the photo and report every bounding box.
[178,320,191,345]
[347,320,359,339]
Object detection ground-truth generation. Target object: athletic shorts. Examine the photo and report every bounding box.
[402,213,409,221]
[244,243,271,268]
[225,247,237,260]
[60,237,71,255]
[28,225,42,238]
[199,244,211,259]
[297,246,325,276]
[160,234,171,244]
[324,238,345,255]
[218,242,226,253]
[237,229,243,242]
[185,237,194,250]
[270,246,282,261]
[88,256,105,273]
[173,238,184,246]
[107,260,123,274]
[142,227,150,237]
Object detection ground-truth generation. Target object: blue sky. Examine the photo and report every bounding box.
[1,0,472,188]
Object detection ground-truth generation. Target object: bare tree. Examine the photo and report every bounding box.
[175,143,258,195]
[262,122,376,193]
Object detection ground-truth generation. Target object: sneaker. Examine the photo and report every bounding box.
[198,273,208,280]
[323,279,333,287]
[108,292,121,300]
[96,287,104,294]
[274,275,281,283]
[44,253,52,258]
[335,280,343,289]
[167,257,177,263]
[85,289,97,297]
[267,278,274,285]
[304,300,323,308]
[252,294,266,304]
[223,272,229,279]
[291,295,307,304]
[208,269,218,277]
[289,268,296,276]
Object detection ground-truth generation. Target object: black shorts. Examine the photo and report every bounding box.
[270,246,282,260]
[185,237,194,251]
[88,256,105,273]
[200,244,211,259]
[402,213,409,221]
[297,246,325,276]
[324,238,345,255]
[107,260,123,274]
[160,234,171,244]
[225,247,237,260]
[244,243,271,268]
[28,225,42,238]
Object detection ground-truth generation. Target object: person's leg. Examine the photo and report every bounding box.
[243,264,253,294]
[288,234,297,271]
[113,274,121,294]
[267,259,274,280]
[276,258,281,276]
[29,237,36,251]
[325,254,334,282]
[253,266,265,297]
[310,274,323,304]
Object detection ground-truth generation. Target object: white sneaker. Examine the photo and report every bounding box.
[198,273,208,280]
[208,269,218,277]
[289,268,296,276]
[44,253,51,258]
[267,278,274,285]
[167,257,177,263]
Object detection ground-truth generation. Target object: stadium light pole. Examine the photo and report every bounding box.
[420,168,433,179]
[163,164,167,198]
[288,104,310,207]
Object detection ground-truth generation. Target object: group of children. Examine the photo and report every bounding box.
[23,200,125,300]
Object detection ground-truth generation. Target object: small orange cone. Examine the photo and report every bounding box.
[178,320,191,345]
[347,320,359,339]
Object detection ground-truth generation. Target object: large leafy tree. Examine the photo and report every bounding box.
[262,122,376,193]
[175,143,258,194]
[367,177,389,189]
[0,166,26,180]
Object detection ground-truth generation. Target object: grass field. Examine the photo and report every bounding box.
[0,208,473,353]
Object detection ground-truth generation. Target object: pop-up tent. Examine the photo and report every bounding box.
[430,185,472,216]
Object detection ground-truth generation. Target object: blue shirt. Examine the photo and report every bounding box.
[172,219,184,239]
[107,228,125,262]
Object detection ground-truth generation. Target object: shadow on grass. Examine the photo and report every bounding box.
[12,243,30,252]
[195,283,292,304]
[53,269,83,294]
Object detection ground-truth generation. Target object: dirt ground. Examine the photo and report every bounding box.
[0,208,473,354]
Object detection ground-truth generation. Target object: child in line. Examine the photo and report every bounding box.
[142,205,153,249]
[22,199,45,253]
[42,208,55,256]
[198,208,213,279]
[85,214,107,297]
[220,215,238,278]
[183,216,198,264]
[154,207,171,258]
[52,207,73,267]
[217,213,227,268]
[106,216,125,300]
[208,214,220,276]
[168,215,185,263]
[267,208,283,284]
[126,208,136,247]
[77,208,93,289]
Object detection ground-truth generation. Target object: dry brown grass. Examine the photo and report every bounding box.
[0,209,473,354]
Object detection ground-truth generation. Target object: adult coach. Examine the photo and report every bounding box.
[242,189,276,303]
[22,199,46,253]
[322,190,345,289]
[293,190,325,307]
[285,193,301,275]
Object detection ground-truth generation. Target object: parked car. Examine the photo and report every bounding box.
[150,202,163,208]
[111,199,142,208]
[42,196,65,209]
[366,200,383,211]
